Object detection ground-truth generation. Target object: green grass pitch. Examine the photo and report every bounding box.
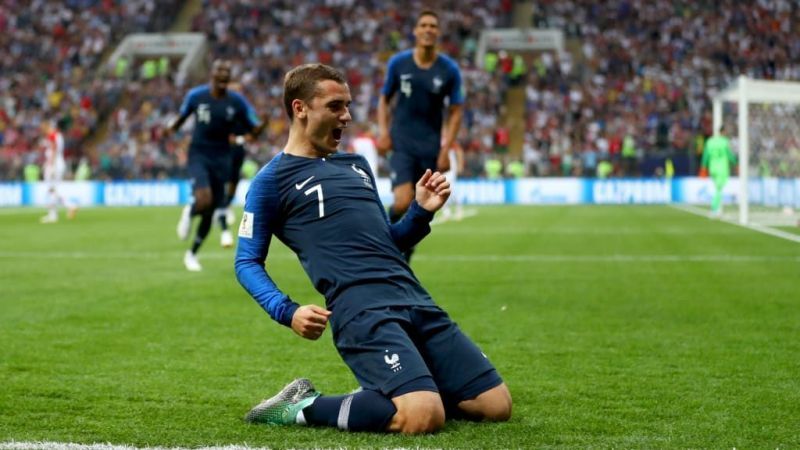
[1,205,798,449]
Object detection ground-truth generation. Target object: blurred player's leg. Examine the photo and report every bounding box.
[389,184,416,261]
[711,175,727,218]
[217,206,233,248]
[220,229,234,248]
[212,170,234,248]
[182,161,218,270]
[222,143,245,230]
[183,250,202,272]
[41,161,72,223]
[388,184,413,224]
[41,186,59,223]
[185,207,213,271]
[177,204,192,240]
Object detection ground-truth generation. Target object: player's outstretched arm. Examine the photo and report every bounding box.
[249,111,270,139]
[437,104,463,171]
[235,164,301,328]
[415,169,451,213]
[291,305,332,340]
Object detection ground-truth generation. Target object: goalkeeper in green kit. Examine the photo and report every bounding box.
[701,126,737,217]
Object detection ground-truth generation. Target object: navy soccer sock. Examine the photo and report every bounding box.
[302,390,396,432]
[191,211,213,253]
[217,211,228,231]
[224,179,239,208]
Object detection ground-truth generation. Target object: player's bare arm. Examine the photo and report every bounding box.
[164,113,189,138]
[249,111,271,139]
[437,104,463,172]
[376,94,392,154]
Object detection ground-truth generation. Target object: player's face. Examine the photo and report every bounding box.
[211,61,232,91]
[305,80,352,155]
[414,14,439,48]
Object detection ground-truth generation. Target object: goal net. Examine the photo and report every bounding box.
[713,76,800,226]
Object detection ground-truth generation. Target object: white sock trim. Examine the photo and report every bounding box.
[296,410,307,425]
[336,394,354,430]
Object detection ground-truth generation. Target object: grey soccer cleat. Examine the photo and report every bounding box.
[245,378,321,425]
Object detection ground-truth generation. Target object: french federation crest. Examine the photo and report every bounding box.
[351,164,373,188]
[432,76,443,93]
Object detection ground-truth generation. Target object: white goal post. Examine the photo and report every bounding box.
[712,76,800,225]
[107,33,207,86]
[475,28,565,69]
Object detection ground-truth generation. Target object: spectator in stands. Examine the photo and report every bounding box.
[0,0,183,180]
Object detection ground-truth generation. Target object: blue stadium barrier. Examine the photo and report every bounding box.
[1,178,799,208]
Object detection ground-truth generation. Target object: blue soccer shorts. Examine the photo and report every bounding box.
[332,305,503,406]
[389,151,438,188]
[187,155,230,208]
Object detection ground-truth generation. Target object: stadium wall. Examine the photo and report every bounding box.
[1,178,799,208]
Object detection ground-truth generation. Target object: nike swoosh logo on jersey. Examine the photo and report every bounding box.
[295,176,315,190]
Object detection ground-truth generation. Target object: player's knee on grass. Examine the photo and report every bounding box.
[389,391,445,434]
[457,383,512,422]
[391,183,415,216]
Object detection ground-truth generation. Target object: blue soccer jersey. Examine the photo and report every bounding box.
[178,85,260,159]
[381,50,463,158]
[235,152,436,329]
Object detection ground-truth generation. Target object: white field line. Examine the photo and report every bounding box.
[0,250,797,263]
[415,254,800,262]
[671,204,800,244]
[0,443,276,450]
[0,442,422,450]
[0,208,39,215]
[431,207,479,225]
[432,226,741,235]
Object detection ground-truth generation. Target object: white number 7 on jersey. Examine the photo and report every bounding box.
[304,184,325,218]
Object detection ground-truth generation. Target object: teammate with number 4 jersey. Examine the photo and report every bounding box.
[377,10,463,260]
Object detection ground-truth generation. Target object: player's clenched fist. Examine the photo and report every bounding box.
[291,304,332,340]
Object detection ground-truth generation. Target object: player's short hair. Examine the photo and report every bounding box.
[416,9,439,24]
[211,58,231,72]
[283,64,347,121]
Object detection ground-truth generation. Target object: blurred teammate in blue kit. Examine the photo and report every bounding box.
[166,59,266,271]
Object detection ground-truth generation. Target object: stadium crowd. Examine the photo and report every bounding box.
[100,0,514,180]
[0,0,184,180]
[2,0,799,180]
[524,0,800,177]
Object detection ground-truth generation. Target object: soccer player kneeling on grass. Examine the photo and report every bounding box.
[235,63,512,434]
